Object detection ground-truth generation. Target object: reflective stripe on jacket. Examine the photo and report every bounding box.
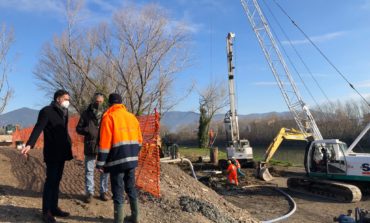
[96,104,143,173]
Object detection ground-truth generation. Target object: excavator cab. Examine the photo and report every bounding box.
[306,140,348,176]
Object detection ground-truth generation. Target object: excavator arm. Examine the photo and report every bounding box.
[258,128,310,181]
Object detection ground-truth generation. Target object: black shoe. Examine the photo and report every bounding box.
[42,211,56,223]
[51,207,70,217]
[100,192,109,201]
[84,193,93,203]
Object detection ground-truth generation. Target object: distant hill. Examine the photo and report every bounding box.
[161,110,291,132]
[0,107,39,128]
[0,107,291,132]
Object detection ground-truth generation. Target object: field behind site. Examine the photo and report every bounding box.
[179,146,306,166]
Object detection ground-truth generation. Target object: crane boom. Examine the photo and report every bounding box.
[240,0,323,140]
[226,32,240,145]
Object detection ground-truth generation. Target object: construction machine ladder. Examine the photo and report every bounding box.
[240,0,323,141]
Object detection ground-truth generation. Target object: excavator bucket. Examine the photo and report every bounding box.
[257,162,273,181]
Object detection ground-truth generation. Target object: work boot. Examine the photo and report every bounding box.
[84,193,93,203]
[100,192,109,201]
[114,203,124,223]
[125,199,139,223]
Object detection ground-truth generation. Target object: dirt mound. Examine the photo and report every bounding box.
[0,147,258,223]
[158,163,257,222]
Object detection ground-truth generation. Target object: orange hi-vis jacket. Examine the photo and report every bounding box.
[226,163,238,185]
[96,104,143,173]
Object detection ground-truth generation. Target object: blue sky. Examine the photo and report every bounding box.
[1,0,370,115]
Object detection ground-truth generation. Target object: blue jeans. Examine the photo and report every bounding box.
[110,168,137,205]
[42,162,65,213]
[237,168,246,177]
[85,154,109,195]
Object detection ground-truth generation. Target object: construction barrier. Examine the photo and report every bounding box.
[12,116,85,160]
[136,111,161,197]
[12,111,161,197]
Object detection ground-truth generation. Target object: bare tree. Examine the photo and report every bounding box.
[34,0,103,113]
[198,81,228,148]
[35,2,190,115]
[98,4,190,115]
[0,24,14,113]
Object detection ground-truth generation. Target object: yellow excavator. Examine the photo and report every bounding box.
[257,128,309,181]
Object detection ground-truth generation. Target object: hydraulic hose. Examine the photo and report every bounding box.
[242,185,297,223]
[160,157,197,180]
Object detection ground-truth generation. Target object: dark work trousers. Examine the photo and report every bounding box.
[42,162,65,213]
[110,168,137,205]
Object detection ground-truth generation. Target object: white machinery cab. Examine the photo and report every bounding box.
[305,140,370,182]
[226,139,253,160]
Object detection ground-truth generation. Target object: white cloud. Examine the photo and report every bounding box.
[281,31,346,45]
[356,80,370,88]
[0,0,120,22]
[360,1,370,10]
[0,0,64,14]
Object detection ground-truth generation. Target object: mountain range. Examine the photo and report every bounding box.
[0,107,290,131]
[160,111,291,131]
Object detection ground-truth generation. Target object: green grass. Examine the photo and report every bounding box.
[178,147,228,160]
[269,159,293,167]
[178,146,302,167]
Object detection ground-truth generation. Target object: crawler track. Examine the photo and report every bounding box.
[287,177,362,203]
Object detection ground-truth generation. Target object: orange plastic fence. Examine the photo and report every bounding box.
[12,116,85,160]
[12,111,161,197]
[135,112,161,197]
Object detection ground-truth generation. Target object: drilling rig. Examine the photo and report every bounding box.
[223,32,254,168]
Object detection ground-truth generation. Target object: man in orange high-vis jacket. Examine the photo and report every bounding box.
[96,93,142,223]
[226,160,238,188]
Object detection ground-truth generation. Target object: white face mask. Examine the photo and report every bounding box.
[61,101,70,109]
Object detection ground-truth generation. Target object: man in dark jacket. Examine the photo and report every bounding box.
[76,93,109,203]
[21,89,72,223]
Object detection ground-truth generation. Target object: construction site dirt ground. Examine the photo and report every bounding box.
[0,146,369,223]
[0,147,257,223]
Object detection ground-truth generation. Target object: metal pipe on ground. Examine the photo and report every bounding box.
[242,185,297,223]
[160,157,197,180]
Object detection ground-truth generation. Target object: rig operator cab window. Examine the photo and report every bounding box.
[310,143,347,174]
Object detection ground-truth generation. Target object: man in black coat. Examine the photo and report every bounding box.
[76,93,109,203]
[21,89,72,223]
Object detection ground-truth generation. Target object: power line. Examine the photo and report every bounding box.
[273,0,370,108]
[261,0,322,110]
[262,0,331,105]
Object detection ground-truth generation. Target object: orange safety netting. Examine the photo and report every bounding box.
[135,111,161,197]
[12,111,161,197]
[12,116,85,160]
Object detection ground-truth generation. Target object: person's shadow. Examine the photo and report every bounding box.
[0,184,114,222]
[0,205,112,223]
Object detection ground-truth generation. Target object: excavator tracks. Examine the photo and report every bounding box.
[287,177,362,203]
